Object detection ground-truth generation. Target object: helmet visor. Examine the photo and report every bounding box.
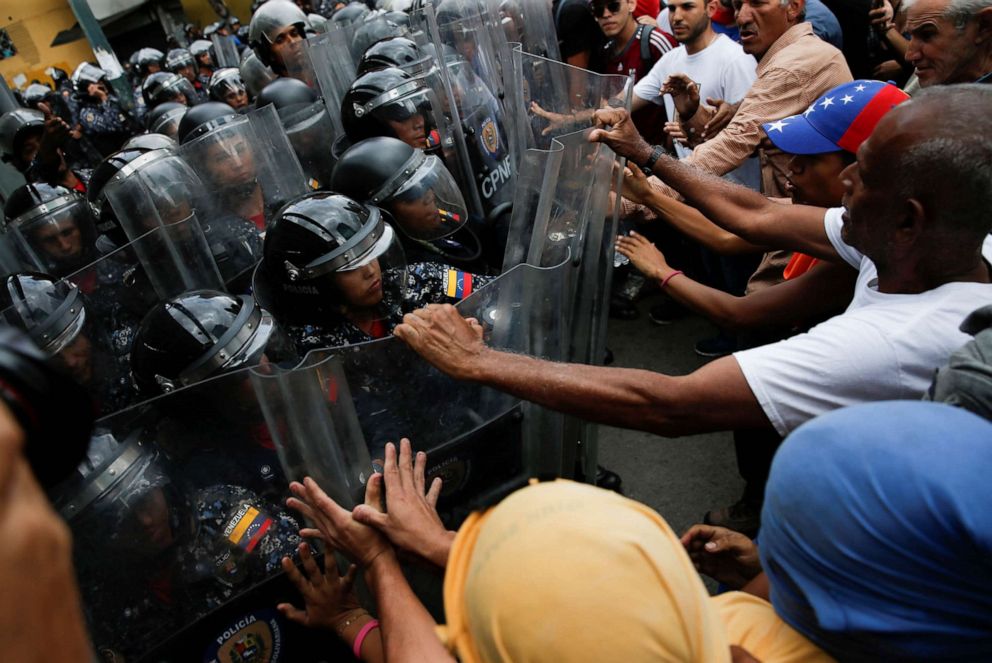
[383,155,467,241]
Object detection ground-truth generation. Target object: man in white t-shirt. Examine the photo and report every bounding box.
[388,85,992,465]
[634,0,759,186]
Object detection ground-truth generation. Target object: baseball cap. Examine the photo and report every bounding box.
[763,80,910,155]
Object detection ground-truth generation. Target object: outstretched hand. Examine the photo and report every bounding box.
[661,74,701,119]
[353,439,455,568]
[680,524,762,589]
[277,541,362,630]
[615,230,669,281]
[36,102,71,155]
[393,304,487,381]
[286,477,392,568]
[588,107,653,166]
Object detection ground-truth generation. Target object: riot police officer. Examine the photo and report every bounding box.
[255,77,337,189]
[239,47,279,98]
[248,1,313,83]
[356,35,433,77]
[142,71,198,109]
[3,182,99,277]
[190,40,218,89]
[208,67,251,110]
[332,136,489,273]
[165,48,209,104]
[145,101,187,137]
[52,431,301,661]
[340,66,440,151]
[71,62,135,157]
[255,192,490,352]
[0,272,136,413]
[0,108,45,172]
[349,9,410,60]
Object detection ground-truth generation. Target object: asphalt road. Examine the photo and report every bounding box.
[596,293,744,542]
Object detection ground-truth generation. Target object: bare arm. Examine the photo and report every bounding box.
[618,234,857,330]
[394,306,771,437]
[366,551,456,663]
[590,107,840,261]
[623,166,768,255]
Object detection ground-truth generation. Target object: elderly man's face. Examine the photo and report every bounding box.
[733,0,800,58]
[905,0,984,86]
[839,107,915,261]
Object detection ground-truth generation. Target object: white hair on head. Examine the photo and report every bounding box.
[903,0,992,28]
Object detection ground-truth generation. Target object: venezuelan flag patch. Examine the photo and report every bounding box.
[226,505,274,553]
[443,269,473,299]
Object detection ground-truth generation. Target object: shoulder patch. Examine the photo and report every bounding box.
[443,269,473,299]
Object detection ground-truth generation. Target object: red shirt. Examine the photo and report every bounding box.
[634,0,660,19]
[601,24,677,82]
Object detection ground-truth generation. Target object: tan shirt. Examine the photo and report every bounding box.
[686,22,852,195]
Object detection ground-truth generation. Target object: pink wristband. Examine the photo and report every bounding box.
[660,270,684,288]
[353,619,380,659]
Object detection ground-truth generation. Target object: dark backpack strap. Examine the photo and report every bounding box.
[639,24,656,61]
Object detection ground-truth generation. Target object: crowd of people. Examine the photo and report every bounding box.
[0,0,990,660]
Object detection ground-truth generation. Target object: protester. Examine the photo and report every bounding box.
[394,85,992,443]
[685,401,992,661]
[903,0,992,86]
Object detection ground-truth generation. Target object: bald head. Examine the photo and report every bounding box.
[889,84,992,242]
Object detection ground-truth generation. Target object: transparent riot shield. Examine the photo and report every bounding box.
[254,255,569,516]
[483,0,561,61]
[303,29,355,139]
[0,218,221,418]
[178,106,308,291]
[349,9,411,61]
[51,363,342,663]
[280,97,340,190]
[210,33,241,68]
[101,151,232,295]
[502,48,631,479]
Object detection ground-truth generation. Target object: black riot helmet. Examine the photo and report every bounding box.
[122,132,177,152]
[0,272,86,357]
[249,0,310,69]
[262,192,403,306]
[130,289,298,396]
[239,48,279,98]
[350,11,409,60]
[22,83,52,109]
[164,48,197,76]
[135,48,166,77]
[4,183,99,277]
[176,101,239,144]
[142,72,196,108]
[145,101,187,137]
[332,137,477,258]
[341,67,433,146]
[189,40,216,69]
[88,146,174,247]
[255,77,317,118]
[331,2,372,27]
[356,36,431,76]
[0,108,45,169]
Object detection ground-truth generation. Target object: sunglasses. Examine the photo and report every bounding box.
[592,0,624,17]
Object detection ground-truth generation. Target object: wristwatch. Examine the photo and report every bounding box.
[640,144,665,175]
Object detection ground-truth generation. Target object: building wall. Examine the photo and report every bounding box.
[1,0,96,90]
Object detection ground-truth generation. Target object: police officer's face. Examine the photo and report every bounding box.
[177,65,196,83]
[123,487,175,553]
[334,259,383,310]
[204,136,256,187]
[387,114,427,149]
[57,333,93,385]
[34,217,84,261]
[223,87,249,109]
[16,131,41,167]
[270,24,305,69]
[389,190,442,236]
